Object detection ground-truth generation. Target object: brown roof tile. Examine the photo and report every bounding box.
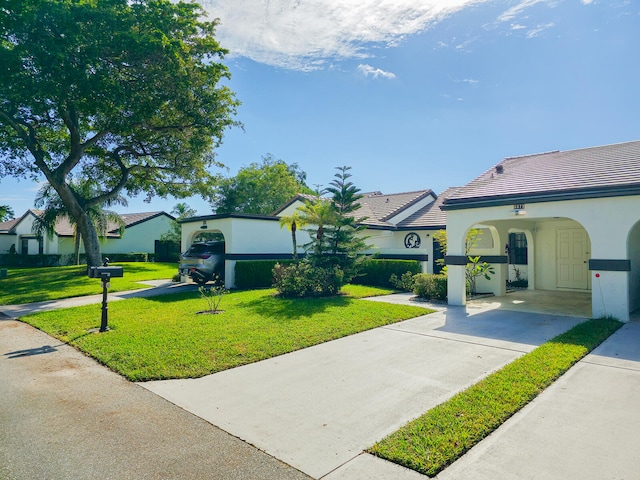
[446,140,640,203]
[398,187,463,228]
[357,190,434,227]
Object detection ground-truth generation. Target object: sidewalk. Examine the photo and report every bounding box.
[2,288,638,480]
[0,317,311,480]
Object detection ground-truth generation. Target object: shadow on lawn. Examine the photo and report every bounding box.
[240,294,353,320]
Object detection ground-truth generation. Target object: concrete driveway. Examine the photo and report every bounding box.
[141,303,588,479]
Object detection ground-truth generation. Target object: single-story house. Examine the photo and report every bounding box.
[442,140,640,322]
[180,188,459,288]
[0,210,175,262]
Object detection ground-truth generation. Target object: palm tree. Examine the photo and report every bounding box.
[32,181,127,265]
[296,199,336,264]
[279,210,308,260]
[0,205,15,222]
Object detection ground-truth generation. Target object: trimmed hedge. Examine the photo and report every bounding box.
[413,273,447,301]
[351,259,421,288]
[102,252,150,263]
[234,260,294,289]
[0,254,61,268]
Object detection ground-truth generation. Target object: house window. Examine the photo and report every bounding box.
[21,238,29,254]
[508,232,528,265]
[38,237,44,255]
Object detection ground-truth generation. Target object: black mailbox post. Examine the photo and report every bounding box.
[88,259,123,332]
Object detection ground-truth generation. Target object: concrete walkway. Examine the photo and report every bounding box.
[140,300,591,479]
[2,287,639,479]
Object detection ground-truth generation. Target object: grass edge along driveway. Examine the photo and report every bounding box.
[21,287,431,381]
[368,317,623,477]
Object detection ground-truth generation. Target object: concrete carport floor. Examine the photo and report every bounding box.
[141,301,595,480]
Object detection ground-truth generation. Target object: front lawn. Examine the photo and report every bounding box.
[369,317,623,477]
[0,263,178,305]
[21,288,431,381]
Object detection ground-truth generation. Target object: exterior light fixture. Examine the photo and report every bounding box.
[201,220,207,230]
[511,204,526,216]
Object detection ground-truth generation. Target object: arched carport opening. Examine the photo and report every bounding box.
[448,216,594,318]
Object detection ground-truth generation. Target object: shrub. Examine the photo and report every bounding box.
[234,260,294,289]
[413,273,447,301]
[102,252,149,263]
[273,261,345,297]
[389,271,417,291]
[352,259,421,287]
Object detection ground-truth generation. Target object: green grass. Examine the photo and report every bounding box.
[0,263,178,306]
[369,317,623,477]
[21,288,431,381]
[340,284,398,298]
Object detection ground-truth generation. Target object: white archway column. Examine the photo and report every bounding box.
[577,210,634,322]
[446,221,469,306]
[447,264,467,305]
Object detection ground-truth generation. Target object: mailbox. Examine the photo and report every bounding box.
[88,266,124,278]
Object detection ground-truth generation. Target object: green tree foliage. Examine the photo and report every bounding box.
[212,155,312,215]
[0,0,240,266]
[274,167,370,297]
[0,204,14,221]
[160,202,197,243]
[433,228,494,295]
[279,210,308,260]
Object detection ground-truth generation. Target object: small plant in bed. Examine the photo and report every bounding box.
[197,278,228,314]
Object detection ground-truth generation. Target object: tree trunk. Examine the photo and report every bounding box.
[74,232,81,265]
[47,178,103,266]
[291,221,297,260]
[75,213,102,266]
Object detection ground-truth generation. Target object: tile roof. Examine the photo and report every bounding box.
[445,140,640,206]
[0,217,20,232]
[397,187,463,229]
[357,190,434,226]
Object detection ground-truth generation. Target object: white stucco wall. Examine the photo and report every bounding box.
[446,194,640,321]
[0,235,16,254]
[102,215,173,254]
[629,221,640,313]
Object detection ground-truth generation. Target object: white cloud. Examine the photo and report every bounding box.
[582,0,594,4]
[497,0,558,23]
[358,64,396,79]
[463,78,479,85]
[527,22,555,37]
[198,0,489,70]
[511,23,527,30]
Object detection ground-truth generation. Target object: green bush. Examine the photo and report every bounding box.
[273,261,345,297]
[389,271,417,291]
[352,259,421,287]
[0,254,61,267]
[234,260,294,289]
[102,252,149,263]
[413,273,447,301]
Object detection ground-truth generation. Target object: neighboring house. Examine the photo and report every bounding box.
[442,140,640,322]
[0,210,175,262]
[180,188,457,288]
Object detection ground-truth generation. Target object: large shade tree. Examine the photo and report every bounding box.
[211,155,313,215]
[32,180,127,265]
[0,0,240,266]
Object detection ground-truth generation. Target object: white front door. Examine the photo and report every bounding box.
[557,228,589,289]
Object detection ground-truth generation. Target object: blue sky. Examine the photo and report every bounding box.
[1,0,638,216]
